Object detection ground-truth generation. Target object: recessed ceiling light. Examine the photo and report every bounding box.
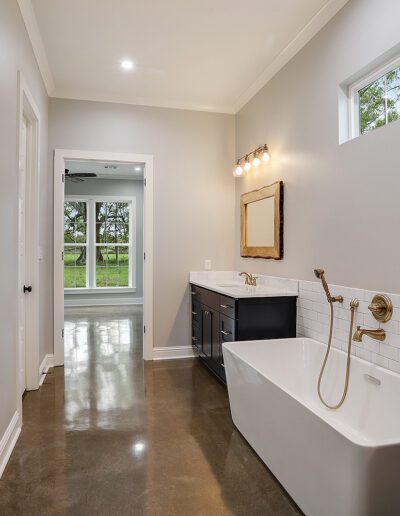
[121,59,134,71]
[134,166,142,171]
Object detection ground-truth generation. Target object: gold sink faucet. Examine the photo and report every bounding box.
[353,326,386,342]
[239,272,258,287]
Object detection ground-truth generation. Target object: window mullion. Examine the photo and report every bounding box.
[88,200,96,288]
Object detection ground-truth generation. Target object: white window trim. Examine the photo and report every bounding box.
[64,194,136,291]
[349,54,400,139]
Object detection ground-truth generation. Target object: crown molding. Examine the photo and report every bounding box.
[233,0,350,112]
[17,0,55,94]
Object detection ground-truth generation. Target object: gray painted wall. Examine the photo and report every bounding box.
[49,98,235,349]
[64,178,144,305]
[235,0,400,293]
[0,1,48,441]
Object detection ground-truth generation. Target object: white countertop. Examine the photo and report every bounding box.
[189,271,298,299]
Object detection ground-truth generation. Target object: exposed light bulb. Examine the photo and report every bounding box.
[233,163,244,177]
[244,159,252,171]
[262,149,270,162]
[252,155,261,167]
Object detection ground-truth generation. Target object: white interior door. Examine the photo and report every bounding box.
[18,116,29,396]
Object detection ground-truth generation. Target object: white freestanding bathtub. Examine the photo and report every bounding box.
[223,338,400,516]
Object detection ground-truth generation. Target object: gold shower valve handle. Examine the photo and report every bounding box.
[368,294,393,323]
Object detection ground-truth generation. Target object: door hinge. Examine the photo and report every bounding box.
[62,328,64,338]
[62,173,65,183]
[144,252,146,260]
[62,251,64,260]
[144,325,146,334]
[143,178,146,186]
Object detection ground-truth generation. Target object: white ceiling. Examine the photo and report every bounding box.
[21,0,349,113]
[66,160,144,180]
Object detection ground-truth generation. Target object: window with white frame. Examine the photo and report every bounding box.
[64,197,135,290]
[350,57,400,138]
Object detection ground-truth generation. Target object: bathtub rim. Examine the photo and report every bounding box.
[223,337,400,449]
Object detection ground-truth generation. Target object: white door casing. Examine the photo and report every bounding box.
[17,72,41,410]
[53,150,154,365]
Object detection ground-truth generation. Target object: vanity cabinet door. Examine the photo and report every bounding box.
[201,307,212,361]
[201,306,220,375]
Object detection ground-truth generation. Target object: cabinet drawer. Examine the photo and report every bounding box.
[220,314,235,343]
[191,301,201,326]
[192,323,202,352]
[190,284,220,311]
[219,295,236,319]
[190,284,203,302]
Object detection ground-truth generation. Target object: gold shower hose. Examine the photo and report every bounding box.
[317,298,359,409]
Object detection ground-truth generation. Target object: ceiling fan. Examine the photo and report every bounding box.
[65,168,97,183]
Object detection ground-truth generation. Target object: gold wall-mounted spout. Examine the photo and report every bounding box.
[353,326,386,342]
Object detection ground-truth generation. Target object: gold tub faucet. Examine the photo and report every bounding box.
[353,326,386,342]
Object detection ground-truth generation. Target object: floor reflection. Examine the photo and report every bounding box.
[64,308,141,429]
[0,305,300,515]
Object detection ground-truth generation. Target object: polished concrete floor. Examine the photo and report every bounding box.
[0,306,300,515]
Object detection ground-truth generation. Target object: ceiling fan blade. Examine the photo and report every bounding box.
[65,169,97,178]
[68,173,97,178]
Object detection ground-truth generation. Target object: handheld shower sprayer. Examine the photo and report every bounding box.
[313,269,343,304]
[313,267,356,409]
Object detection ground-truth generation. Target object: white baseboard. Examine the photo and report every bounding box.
[0,411,21,478]
[153,346,197,361]
[39,353,54,386]
[64,297,143,307]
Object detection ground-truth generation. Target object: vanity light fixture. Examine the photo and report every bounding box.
[233,144,270,178]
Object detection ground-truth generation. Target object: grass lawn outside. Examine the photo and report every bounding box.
[64,250,129,288]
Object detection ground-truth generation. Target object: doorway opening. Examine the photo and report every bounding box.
[53,150,154,366]
[17,73,40,413]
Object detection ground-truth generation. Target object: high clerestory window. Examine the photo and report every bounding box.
[349,57,400,138]
[64,196,135,290]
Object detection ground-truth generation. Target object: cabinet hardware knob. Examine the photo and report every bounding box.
[221,330,231,336]
[191,311,198,315]
[23,285,32,293]
[191,291,197,295]
[221,363,225,369]
[192,337,198,342]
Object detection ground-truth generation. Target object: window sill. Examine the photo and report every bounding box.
[65,287,136,295]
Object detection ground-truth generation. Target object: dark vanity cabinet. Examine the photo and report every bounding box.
[191,283,297,384]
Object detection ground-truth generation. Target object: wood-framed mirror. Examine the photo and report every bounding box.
[240,181,283,259]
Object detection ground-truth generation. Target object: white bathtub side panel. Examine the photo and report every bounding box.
[223,348,393,516]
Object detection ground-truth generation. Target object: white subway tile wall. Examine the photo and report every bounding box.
[297,280,400,374]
